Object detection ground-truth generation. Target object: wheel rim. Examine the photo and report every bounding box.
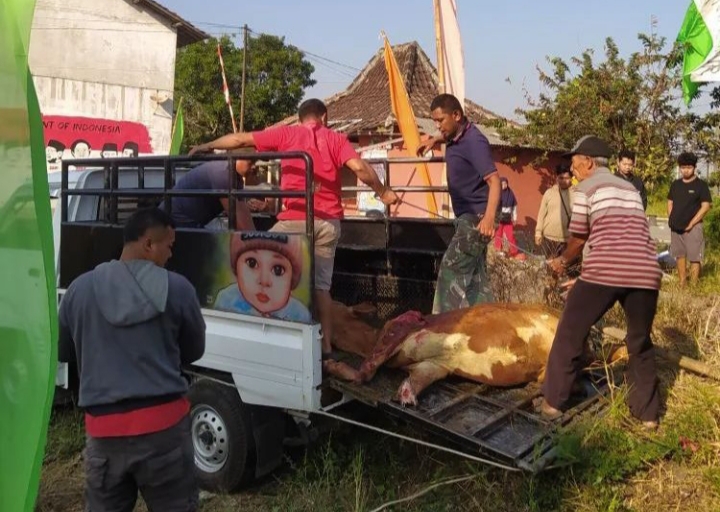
[191,404,229,473]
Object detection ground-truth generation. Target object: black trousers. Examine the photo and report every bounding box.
[83,415,198,512]
[542,279,660,421]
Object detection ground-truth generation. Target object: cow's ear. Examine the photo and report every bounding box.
[351,302,377,318]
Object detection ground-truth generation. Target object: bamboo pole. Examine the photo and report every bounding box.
[239,24,248,132]
[602,326,720,381]
[433,0,450,218]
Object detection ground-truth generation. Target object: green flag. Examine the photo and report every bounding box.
[677,0,720,105]
[169,97,185,155]
[0,1,58,511]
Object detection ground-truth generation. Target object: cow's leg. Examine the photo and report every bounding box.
[396,362,450,406]
[323,360,363,383]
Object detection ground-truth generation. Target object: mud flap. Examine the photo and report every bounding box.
[248,404,287,479]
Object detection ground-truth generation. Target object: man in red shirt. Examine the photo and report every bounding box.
[190,99,398,357]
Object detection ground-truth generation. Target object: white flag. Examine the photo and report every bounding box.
[437,0,465,106]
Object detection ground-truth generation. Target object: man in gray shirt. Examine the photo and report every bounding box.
[59,207,206,511]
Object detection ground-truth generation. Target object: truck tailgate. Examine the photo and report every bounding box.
[325,355,614,472]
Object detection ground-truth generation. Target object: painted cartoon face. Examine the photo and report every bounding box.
[46,147,61,162]
[72,142,90,158]
[236,249,293,314]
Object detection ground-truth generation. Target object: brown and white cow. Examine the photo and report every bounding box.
[326,301,612,406]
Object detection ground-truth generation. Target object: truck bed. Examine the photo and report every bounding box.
[325,352,614,472]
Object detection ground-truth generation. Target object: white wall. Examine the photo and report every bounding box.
[29,0,179,162]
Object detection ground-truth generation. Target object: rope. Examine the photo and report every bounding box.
[367,474,477,512]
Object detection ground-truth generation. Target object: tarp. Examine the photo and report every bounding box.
[0,0,58,510]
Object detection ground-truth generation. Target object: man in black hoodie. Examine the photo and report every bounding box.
[59,207,206,512]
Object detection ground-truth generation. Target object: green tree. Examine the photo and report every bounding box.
[174,34,316,147]
[496,33,695,196]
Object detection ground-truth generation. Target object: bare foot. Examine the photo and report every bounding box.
[538,398,563,420]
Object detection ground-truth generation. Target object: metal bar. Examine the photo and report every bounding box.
[64,189,306,198]
[227,157,236,230]
[110,161,119,224]
[426,386,489,419]
[103,164,111,223]
[364,156,445,164]
[301,151,315,313]
[61,151,319,167]
[61,161,69,223]
[343,186,448,193]
[382,161,391,275]
[467,393,541,438]
[163,159,172,216]
[312,409,521,472]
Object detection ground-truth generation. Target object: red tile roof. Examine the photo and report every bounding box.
[277,41,513,144]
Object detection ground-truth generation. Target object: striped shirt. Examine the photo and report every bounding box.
[569,167,661,290]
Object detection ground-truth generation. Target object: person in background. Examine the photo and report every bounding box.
[58,208,206,511]
[668,151,713,286]
[616,149,647,211]
[535,163,575,258]
[540,135,662,430]
[416,93,501,313]
[189,98,399,361]
[494,177,526,260]
[159,159,256,231]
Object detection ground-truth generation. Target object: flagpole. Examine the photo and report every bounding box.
[170,97,182,143]
[434,0,450,218]
[217,43,238,133]
[434,0,446,94]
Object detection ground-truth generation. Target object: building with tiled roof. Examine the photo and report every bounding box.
[276,41,514,146]
[280,41,562,236]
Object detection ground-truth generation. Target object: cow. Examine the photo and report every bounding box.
[326,301,619,406]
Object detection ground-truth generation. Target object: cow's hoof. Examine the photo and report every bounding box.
[397,380,417,406]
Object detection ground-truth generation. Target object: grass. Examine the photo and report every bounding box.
[646,198,667,219]
[36,255,720,512]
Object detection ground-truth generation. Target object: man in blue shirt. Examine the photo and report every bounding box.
[160,159,255,230]
[417,94,501,313]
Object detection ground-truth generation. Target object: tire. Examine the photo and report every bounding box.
[187,379,256,492]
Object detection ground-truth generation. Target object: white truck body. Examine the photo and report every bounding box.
[51,167,323,412]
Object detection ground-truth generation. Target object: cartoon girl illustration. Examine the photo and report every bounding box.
[214,232,311,323]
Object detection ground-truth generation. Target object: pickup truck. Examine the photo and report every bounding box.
[54,153,613,492]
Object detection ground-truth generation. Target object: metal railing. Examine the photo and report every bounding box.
[60,151,317,295]
[344,156,450,220]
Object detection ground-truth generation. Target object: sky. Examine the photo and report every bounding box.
[163,0,707,121]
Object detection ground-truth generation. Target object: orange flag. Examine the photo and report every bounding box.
[382,32,439,216]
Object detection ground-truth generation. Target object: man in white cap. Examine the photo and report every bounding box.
[540,135,663,429]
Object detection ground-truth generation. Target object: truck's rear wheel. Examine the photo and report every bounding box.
[188,379,255,492]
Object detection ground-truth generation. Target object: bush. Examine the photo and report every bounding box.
[704,198,720,249]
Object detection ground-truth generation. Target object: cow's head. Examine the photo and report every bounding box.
[359,310,426,382]
[329,301,379,358]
